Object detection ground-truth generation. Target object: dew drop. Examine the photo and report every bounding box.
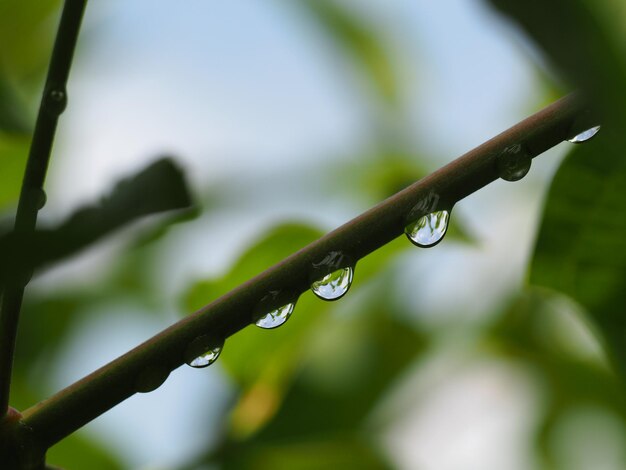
[46,87,67,115]
[188,346,222,368]
[567,125,601,143]
[185,335,223,369]
[36,189,47,210]
[311,266,353,301]
[405,210,450,247]
[49,89,65,102]
[255,302,295,329]
[253,290,298,329]
[135,366,170,393]
[496,143,532,182]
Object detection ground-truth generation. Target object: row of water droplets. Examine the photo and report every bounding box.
[251,252,354,330]
[404,124,601,247]
[185,255,354,369]
[185,124,601,370]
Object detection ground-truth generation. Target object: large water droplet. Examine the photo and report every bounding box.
[497,143,532,181]
[567,125,601,143]
[311,267,353,301]
[185,336,223,368]
[255,303,295,329]
[187,346,222,368]
[405,210,450,247]
[253,290,298,329]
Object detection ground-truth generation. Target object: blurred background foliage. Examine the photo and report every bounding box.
[1,0,625,469]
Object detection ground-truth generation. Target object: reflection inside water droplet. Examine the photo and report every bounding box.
[497,143,532,181]
[185,335,224,369]
[187,346,222,368]
[311,267,353,301]
[255,303,295,329]
[405,210,450,247]
[568,125,601,143]
[253,290,298,329]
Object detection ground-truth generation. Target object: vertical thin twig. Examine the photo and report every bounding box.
[0,0,87,416]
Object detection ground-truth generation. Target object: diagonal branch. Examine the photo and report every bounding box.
[18,94,591,451]
[0,0,87,415]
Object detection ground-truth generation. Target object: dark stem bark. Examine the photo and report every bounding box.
[0,0,87,416]
[20,94,586,449]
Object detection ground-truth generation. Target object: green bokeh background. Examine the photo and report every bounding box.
[2,0,625,468]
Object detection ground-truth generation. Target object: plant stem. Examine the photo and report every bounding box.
[21,94,586,449]
[0,0,87,416]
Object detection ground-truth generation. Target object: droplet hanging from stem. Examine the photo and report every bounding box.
[253,290,299,329]
[405,210,450,247]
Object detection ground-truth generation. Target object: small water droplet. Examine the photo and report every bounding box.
[253,290,298,329]
[46,87,67,115]
[135,366,170,393]
[405,210,450,247]
[567,125,601,143]
[36,189,47,210]
[311,267,353,301]
[50,89,64,101]
[497,143,532,181]
[185,336,223,368]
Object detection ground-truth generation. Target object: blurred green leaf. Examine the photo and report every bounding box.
[488,0,626,131]
[529,135,626,374]
[15,294,90,372]
[0,77,32,135]
[47,432,123,470]
[299,0,398,104]
[257,305,426,438]
[209,436,391,470]
[0,0,61,86]
[194,294,424,469]
[489,289,626,467]
[0,134,29,212]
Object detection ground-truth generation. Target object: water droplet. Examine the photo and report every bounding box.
[46,87,67,115]
[36,189,47,210]
[255,302,295,329]
[309,251,355,301]
[135,366,170,393]
[185,335,223,368]
[497,143,532,181]
[311,267,353,301]
[188,346,222,368]
[253,290,298,329]
[405,210,450,247]
[567,125,601,143]
[49,89,65,102]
